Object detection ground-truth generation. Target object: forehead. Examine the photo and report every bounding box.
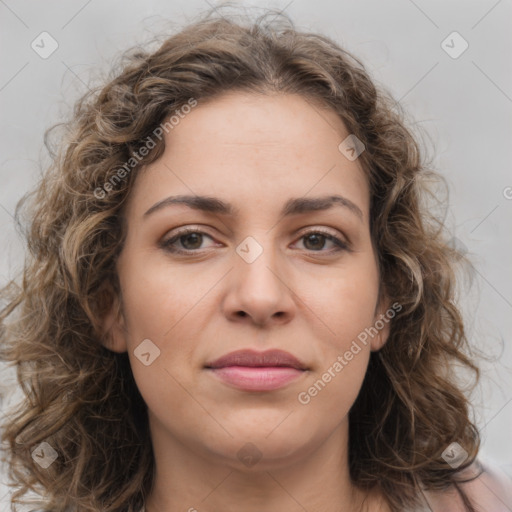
[127,91,370,222]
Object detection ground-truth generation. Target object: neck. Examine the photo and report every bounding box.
[144,413,389,512]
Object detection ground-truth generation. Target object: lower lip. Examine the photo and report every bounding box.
[207,366,305,391]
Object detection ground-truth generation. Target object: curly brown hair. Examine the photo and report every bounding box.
[0,7,482,512]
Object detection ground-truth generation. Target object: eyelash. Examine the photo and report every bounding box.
[160,227,350,255]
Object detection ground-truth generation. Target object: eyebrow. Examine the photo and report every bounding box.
[143,194,364,222]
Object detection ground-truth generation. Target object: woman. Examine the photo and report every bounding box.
[1,8,510,512]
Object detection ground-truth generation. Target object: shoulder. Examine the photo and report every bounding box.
[421,460,512,511]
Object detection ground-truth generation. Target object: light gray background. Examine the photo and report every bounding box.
[1,0,511,507]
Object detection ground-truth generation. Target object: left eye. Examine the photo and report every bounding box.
[161,228,349,254]
[295,231,348,252]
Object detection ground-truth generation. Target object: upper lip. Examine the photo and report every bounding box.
[205,349,308,370]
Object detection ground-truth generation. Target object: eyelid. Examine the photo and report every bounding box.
[294,225,349,243]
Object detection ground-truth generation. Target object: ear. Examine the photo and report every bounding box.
[370,293,393,352]
[96,283,128,354]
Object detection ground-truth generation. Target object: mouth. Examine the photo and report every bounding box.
[204,349,308,392]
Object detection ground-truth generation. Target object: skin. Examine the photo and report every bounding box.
[102,91,393,512]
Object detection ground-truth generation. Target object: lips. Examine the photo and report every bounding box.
[205,349,308,391]
[205,349,307,371]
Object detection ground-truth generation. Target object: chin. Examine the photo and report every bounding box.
[200,424,320,471]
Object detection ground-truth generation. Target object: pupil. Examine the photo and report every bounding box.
[182,233,202,249]
[305,234,325,250]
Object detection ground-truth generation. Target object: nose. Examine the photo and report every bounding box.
[222,240,295,328]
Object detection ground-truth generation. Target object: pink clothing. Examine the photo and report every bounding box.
[420,462,512,511]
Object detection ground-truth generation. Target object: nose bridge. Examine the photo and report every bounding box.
[235,233,282,294]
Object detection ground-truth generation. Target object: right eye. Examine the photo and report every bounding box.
[160,228,220,254]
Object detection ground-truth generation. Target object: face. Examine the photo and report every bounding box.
[103,91,390,470]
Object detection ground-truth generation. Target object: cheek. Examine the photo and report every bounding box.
[117,252,217,393]
[295,258,379,410]
[296,276,377,418]
[307,258,380,348]
[296,350,370,436]
[118,252,201,343]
